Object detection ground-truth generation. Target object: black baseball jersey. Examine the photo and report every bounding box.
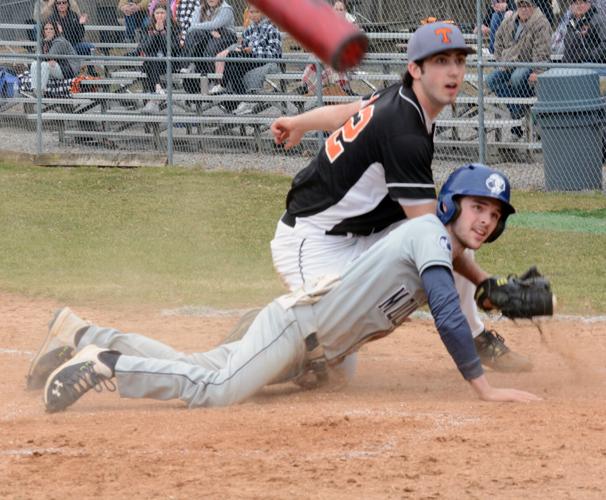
[285,83,437,237]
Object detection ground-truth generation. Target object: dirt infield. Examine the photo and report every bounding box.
[2,292,606,499]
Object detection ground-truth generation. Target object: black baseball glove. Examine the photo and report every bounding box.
[475,266,555,319]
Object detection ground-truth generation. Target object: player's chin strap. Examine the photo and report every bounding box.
[294,333,330,389]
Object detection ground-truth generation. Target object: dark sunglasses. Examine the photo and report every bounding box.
[56,1,69,4]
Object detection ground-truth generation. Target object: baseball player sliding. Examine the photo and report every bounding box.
[268,21,531,374]
[29,165,553,412]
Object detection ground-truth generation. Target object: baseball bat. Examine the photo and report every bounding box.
[248,0,368,71]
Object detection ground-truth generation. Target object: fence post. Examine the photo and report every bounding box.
[314,59,324,150]
[166,11,174,166]
[476,0,486,165]
[33,0,43,156]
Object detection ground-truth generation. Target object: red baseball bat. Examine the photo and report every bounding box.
[248,0,368,71]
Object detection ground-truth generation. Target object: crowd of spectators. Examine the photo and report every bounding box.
[476,0,606,139]
[9,0,606,121]
[486,0,553,139]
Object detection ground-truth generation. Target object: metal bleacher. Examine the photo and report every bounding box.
[0,22,540,159]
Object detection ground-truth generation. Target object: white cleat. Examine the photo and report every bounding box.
[26,307,91,390]
[44,345,116,413]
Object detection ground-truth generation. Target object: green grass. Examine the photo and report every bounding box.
[0,164,290,308]
[477,191,606,314]
[0,163,604,314]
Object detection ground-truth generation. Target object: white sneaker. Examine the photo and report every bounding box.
[208,84,226,95]
[44,345,117,413]
[142,100,160,114]
[27,307,91,390]
[179,63,196,74]
[234,102,255,115]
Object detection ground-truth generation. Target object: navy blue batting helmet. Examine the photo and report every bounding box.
[437,163,515,242]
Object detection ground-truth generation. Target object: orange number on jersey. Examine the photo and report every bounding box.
[325,99,377,163]
[325,129,345,163]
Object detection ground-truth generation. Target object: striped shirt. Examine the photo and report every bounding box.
[241,18,282,59]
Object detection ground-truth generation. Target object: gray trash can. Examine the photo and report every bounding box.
[532,68,605,191]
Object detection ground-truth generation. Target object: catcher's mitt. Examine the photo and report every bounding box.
[475,266,555,319]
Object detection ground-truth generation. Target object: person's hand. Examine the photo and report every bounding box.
[528,72,538,84]
[48,60,57,68]
[470,374,541,402]
[271,116,304,150]
[211,30,221,38]
[56,23,63,34]
[242,46,253,54]
[481,25,490,36]
[79,13,88,24]
[478,387,541,402]
[494,2,508,12]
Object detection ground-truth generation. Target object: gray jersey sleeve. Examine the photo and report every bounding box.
[407,215,453,276]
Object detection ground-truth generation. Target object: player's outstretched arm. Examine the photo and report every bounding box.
[469,374,541,402]
[271,100,362,150]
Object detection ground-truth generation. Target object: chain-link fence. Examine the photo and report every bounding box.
[0,0,605,190]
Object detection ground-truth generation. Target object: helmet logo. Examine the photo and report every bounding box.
[486,173,506,195]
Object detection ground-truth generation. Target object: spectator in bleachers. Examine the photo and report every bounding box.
[562,0,606,69]
[181,0,237,81]
[47,0,94,57]
[145,0,196,49]
[118,0,150,43]
[210,4,281,114]
[139,4,177,113]
[137,4,173,114]
[36,0,81,21]
[552,0,606,54]
[173,0,201,49]
[483,1,516,53]
[332,0,356,23]
[295,0,356,97]
[29,20,81,96]
[27,0,81,48]
[487,0,552,140]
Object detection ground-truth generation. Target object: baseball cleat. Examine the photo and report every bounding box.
[474,329,533,373]
[26,307,91,390]
[44,345,116,413]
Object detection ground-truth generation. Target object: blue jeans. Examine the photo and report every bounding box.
[124,11,147,42]
[73,42,95,56]
[485,67,534,119]
[489,12,504,54]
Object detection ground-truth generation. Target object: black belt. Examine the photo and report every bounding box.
[281,211,296,227]
[281,211,382,237]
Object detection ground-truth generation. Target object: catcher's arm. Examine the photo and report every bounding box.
[475,266,555,319]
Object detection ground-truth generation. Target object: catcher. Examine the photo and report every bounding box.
[29,165,553,412]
